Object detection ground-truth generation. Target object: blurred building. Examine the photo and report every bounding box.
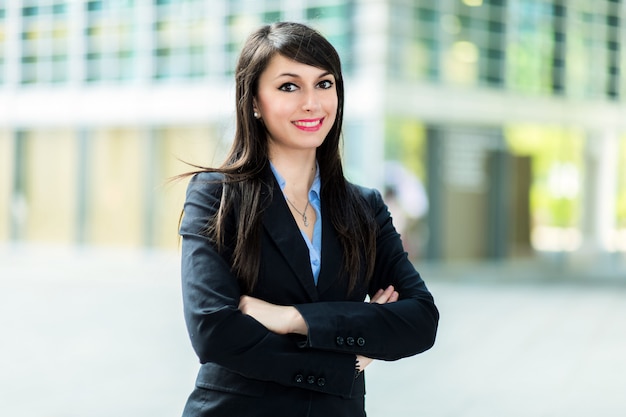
[0,0,625,264]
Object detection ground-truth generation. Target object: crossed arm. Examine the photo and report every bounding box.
[181,174,438,399]
[238,284,400,372]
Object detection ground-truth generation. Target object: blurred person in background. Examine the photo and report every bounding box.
[384,161,429,259]
[178,22,438,417]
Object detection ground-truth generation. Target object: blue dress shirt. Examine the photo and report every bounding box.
[270,162,322,285]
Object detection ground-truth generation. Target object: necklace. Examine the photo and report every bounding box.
[285,197,310,227]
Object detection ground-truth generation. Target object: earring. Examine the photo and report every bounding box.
[253,111,260,119]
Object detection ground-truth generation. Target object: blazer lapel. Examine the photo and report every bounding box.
[262,176,319,302]
[316,201,343,297]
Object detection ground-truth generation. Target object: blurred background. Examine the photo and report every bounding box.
[1,0,625,416]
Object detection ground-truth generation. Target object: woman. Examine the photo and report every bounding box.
[179,22,438,416]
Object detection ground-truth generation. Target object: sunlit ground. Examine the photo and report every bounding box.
[1,244,625,417]
[532,226,626,252]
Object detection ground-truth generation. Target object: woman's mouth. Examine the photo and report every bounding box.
[293,118,324,132]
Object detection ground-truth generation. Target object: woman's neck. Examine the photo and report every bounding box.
[269,149,317,196]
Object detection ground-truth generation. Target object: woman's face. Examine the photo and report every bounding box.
[254,54,338,155]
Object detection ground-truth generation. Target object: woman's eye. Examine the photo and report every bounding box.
[279,83,298,92]
[318,80,334,89]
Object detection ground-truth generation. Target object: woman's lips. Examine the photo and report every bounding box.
[293,118,324,132]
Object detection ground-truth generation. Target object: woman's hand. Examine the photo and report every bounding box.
[370,285,399,304]
[356,285,399,373]
[239,295,308,335]
[355,355,374,372]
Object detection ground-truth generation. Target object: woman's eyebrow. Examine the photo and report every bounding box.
[275,72,300,79]
[274,71,333,80]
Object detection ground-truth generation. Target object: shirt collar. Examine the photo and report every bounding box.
[270,161,321,197]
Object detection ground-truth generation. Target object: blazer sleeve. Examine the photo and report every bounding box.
[180,173,358,398]
[294,187,439,360]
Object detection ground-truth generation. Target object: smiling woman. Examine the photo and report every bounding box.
[177,21,438,417]
[254,54,337,155]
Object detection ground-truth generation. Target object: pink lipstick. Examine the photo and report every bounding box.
[292,118,324,132]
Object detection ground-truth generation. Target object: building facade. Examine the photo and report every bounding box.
[1,0,625,263]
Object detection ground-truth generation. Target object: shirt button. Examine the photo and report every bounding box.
[307,375,316,384]
[295,374,304,383]
[336,336,344,346]
[357,337,366,347]
[346,337,355,346]
[317,378,326,387]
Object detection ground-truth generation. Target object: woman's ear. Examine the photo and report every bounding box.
[252,97,259,113]
[252,97,261,119]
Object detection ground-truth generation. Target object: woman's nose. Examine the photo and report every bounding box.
[302,90,321,112]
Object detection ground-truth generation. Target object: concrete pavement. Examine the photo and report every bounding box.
[1,244,625,417]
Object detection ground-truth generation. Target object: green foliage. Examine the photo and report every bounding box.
[505,124,584,228]
[617,136,626,227]
[384,117,426,180]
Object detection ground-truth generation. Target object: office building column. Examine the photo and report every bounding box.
[75,128,90,245]
[580,129,619,256]
[347,0,389,189]
[142,127,160,247]
[10,130,27,241]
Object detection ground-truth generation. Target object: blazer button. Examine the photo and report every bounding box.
[307,375,316,384]
[336,336,344,346]
[357,337,366,347]
[346,337,355,346]
[317,378,326,387]
[295,374,304,383]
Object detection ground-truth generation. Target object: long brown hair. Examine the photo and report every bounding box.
[184,22,376,293]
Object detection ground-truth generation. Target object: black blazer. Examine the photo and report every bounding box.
[179,170,439,417]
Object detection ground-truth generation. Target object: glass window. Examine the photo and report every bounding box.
[19,2,70,84]
[224,13,261,75]
[403,0,507,86]
[412,4,440,81]
[22,6,38,17]
[52,3,67,15]
[506,0,555,94]
[85,1,137,83]
[416,7,437,22]
[0,7,5,85]
[262,10,281,24]
[456,0,506,87]
[87,1,104,12]
[566,0,618,100]
[305,3,353,73]
[153,0,208,80]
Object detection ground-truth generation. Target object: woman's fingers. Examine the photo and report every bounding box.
[370,288,384,302]
[370,285,397,304]
[356,354,374,372]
